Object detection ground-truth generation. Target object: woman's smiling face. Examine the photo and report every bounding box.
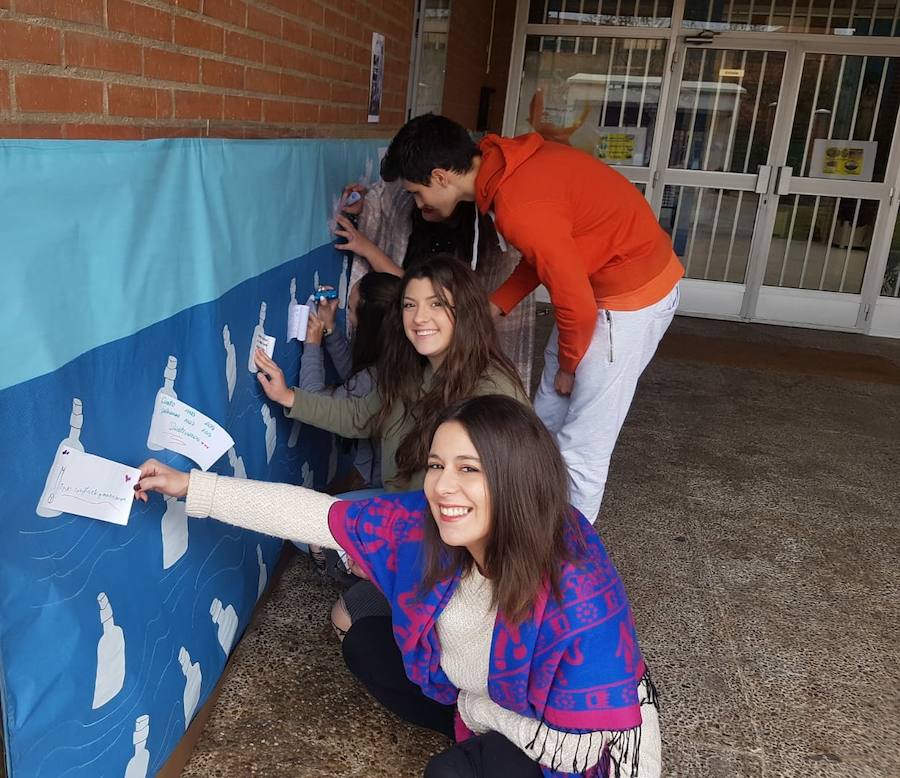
[401,277,455,369]
[424,420,491,568]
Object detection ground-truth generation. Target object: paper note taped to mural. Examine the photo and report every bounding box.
[148,396,235,470]
[35,449,141,525]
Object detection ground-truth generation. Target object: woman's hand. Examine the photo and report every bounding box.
[305,312,325,345]
[315,287,339,332]
[341,183,366,216]
[254,349,295,408]
[134,459,190,501]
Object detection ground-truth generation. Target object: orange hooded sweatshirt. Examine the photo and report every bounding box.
[477,133,683,374]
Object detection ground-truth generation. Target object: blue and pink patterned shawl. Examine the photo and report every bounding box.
[328,491,648,777]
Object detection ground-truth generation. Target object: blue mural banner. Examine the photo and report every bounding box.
[0,138,384,777]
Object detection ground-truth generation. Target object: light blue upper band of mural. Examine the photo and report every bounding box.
[0,137,385,391]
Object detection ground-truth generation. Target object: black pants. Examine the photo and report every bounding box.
[342,616,543,778]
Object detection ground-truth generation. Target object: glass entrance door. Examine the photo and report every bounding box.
[748,48,900,329]
[656,38,900,329]
[652,41,791,318]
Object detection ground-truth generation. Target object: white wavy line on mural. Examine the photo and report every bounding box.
[26,522,94,558]
[18,515,80,534]
[31,532,143,606]
[151,700,187,774]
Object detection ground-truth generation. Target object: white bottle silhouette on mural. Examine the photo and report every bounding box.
[147,356,178,451]
[161,496,188,569]
[227,446,247,479]
[313,270,321,291]
[210,598,239,655]
[257,545,267,599]
[338,256,349,309]
[223,325,237,402]
[248,302,267,373]
[178,647,202,728]
[301,462,313,488]
[261,405,276,463]
[123,714,150,778]
[36,397,85,517]
[93,592,126,709]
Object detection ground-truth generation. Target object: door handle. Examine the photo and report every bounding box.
[775,165,793,195]
[754,165,773,194]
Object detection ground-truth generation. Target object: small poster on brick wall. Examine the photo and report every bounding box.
[368,32,385,123]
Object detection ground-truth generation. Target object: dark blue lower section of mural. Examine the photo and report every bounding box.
[0,243,346,777]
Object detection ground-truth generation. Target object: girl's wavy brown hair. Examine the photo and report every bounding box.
[373,255,523,487]
[420,395,585,624]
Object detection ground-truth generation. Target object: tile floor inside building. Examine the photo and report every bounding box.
[175,313,896,777]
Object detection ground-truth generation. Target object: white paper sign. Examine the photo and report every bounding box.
[287,302,310,342]
[36,449,140,525]
[253,331,276,360]
[148,396,235,470]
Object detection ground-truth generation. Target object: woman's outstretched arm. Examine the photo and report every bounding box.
[135,459,340,548]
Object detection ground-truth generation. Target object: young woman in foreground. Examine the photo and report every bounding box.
[134,395,660,778]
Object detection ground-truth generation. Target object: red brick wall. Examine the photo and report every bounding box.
[0,0,414,139]
[440,0,516,134]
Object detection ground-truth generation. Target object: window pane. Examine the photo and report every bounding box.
[517,35,668,166]
[529,0,673,27]
[659,185,758,283]
[668,49,786,173]
[766,196,878,293]
[787,54,900,184]
[683,0,900,37]
[880,213,900,298]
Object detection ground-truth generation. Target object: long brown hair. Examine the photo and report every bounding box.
[420,395,584,625]
[374,255,523,487]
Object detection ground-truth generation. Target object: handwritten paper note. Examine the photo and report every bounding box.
[253,331,276,360]
[36,449,141,525]
[287,301,310,342]
[148,396,235,470]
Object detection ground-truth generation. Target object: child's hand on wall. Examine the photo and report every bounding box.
[134,459,189,501]
[254,350,295,408]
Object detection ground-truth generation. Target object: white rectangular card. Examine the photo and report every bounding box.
[253,331,276,359]
[148,396,235,470]
[36,449,141,525]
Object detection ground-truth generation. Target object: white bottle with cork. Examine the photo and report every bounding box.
[124,715,150,778]
[248,301,267,372]
[210,597,238,655]
[178,647,202,729]
[92,592,126,709]
[161,496,188,569]
[147,356,178,451]
[36,398,85,518]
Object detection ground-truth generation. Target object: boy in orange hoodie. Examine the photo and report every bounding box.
[381,115,683,520]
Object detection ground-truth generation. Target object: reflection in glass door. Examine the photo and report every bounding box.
[515,33,669,186]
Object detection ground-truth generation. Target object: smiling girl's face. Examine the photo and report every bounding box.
[401,277,455,369]
[424,420,491,568]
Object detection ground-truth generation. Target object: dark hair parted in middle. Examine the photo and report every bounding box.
[350,272,402,374]
[420,395,586,625]
[373,255,523,487]
[380,114,480,185]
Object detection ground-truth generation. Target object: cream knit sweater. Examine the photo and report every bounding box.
[185,471,659,775]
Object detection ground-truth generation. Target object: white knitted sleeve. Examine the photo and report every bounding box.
[185,470,340,549]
